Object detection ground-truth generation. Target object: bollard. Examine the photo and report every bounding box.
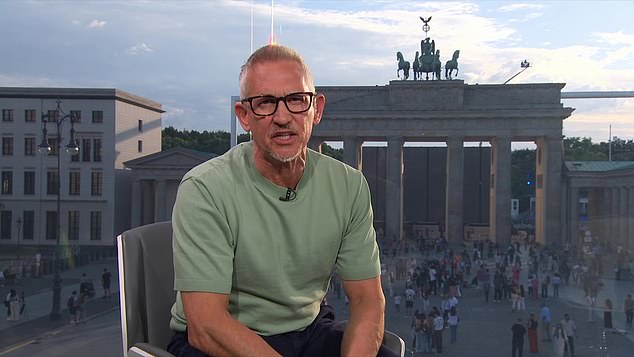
[599,329,608,357]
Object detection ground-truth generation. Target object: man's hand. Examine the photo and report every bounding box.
[182,292,281,357]
[341,276,385,357]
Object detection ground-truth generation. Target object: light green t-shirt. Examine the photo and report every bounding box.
[169,142,380,336]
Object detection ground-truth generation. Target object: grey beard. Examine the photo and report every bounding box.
[268,147,302,163]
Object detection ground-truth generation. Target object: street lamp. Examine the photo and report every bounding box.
[38,99,79,320]
[16,216,22,265]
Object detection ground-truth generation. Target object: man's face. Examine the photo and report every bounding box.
[235,60,325,165]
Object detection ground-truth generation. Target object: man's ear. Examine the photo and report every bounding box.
[235,101,251,132]
[312,93,326,125]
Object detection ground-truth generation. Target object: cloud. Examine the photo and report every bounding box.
[88,19,107,28]
[497,4,545,12]
[126,43,154,55]
[508,12,543,23]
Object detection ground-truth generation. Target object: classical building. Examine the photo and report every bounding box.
[310,80,574,248]
[0,87,163,252]
[123,147,216,228]
[563,161,634,252]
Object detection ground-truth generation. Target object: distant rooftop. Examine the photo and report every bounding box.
[0,87,164,113]
[565,161,634,172]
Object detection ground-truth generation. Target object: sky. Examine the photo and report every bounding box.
[1,0,633,145]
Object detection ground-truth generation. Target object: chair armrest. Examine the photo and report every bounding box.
[128,343,175,357]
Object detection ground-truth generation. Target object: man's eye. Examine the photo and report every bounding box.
[287,95,306,104]
[256,97,277,105]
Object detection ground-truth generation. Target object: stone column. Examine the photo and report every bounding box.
[618,187,627,248]
[308,137,323,153]
[130,178,142,228]
[568,186,580,250]
[489,136,512,247]
[155,179,167,223]
[602,187,611,243]
[446,137,465,246]
[385,137,403,241]
[535,136,563,246]
[343,136,363,170]
[612,187,620,247]
[624,186,634,249]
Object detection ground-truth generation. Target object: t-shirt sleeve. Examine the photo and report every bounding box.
[336,173,381,281]
[172,177,234,293]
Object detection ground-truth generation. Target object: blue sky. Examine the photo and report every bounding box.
[1,0,633,143]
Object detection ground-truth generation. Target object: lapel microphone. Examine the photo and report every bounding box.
[279,188,297,202]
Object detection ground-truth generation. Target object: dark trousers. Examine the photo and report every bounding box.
[626,311,633,327]
[432,330,443,353]
[167,305,398,357]
[564,336,575,356]
[511,341,523,357]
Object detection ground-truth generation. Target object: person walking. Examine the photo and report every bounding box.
[102,268,112,298]
[561,313,576,357]
[551,323,567,357]
[483,268,491,303]
[67,291,78,323]
[394,293,401,317]
[551,273,561,298]
[527,313,539,353]
[4,290,11,318]
[447,306,459,344]
[7,289,19,321]
[19,291,25,317]
[625,294,634,329]
[405,286,415,317]
[604,298,613,329]
[518,285,526,311]
[539,303,552,341]
[412,312,425,357]
[432,310,444,353]
[511,317,527,357]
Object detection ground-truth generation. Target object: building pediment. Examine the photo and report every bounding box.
[124,147,216,170]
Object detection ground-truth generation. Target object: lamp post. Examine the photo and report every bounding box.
[38,99,79,320]
[16,217,22,270]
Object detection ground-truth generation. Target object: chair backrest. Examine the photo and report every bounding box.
[383,330,405,357]
[118,221,175,354]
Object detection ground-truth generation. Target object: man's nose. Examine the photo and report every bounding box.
[272,101,293,125]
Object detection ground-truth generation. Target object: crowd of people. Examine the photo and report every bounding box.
[370,234,633,356]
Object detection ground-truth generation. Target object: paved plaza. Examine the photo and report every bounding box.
[1,250,634,356]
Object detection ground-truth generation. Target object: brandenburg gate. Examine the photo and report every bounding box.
[309,80,574,247]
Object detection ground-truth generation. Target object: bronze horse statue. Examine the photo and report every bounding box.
[396,51,410,80]
[445,50,460,80]
[413,51,422,80]
[432,50,441,80]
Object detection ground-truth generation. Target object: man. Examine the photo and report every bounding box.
[167,44,392,357]
[432,310,444,353]
[405,286,415,317]
[625,293,634,329]
[511,317,526,357]
[561,313,576,357]
[482,268,491,303]
[539,302,552,341]
[101,268,112,298]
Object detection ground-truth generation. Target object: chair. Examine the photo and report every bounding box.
[118,221,175,357]
[118,221,405,357]
[383,330,406,357]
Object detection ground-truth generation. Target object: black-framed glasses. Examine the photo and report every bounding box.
[241,91,315,117]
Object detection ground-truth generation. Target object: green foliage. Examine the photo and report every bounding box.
[563,137,607,161]
[161,126,249,155]
[320,143,343,161]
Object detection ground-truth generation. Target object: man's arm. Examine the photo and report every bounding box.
[182,292,280,357]
[341,276,385,357]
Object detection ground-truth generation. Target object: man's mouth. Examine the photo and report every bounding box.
[272,132,295,142]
